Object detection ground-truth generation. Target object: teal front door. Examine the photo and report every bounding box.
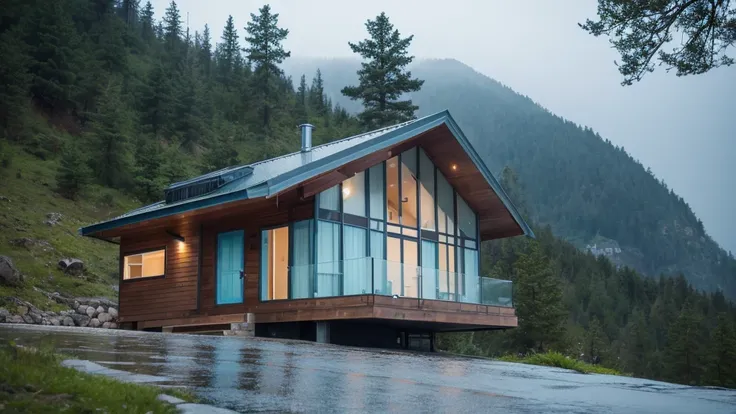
[216,230,244,305]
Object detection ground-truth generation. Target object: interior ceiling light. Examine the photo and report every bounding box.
[451,164,458,171]
[342,187,351,197]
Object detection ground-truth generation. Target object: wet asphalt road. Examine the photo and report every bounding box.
[2,324,735,413]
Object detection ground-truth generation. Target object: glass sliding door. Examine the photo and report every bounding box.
[386,237,401,295]
[421,240,438,299]
[403,240,418,297]
[291,220,313,299]
[316,220,340,297]
[343,225,369,294]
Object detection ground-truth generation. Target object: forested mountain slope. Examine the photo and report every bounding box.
[283,58,736,298]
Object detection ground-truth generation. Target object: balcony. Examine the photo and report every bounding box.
[287,257,513,307]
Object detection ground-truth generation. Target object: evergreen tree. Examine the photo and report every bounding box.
[218,15,241,84]
[56,141,92,200]
[707,314,736,387]
[133,137,166,202]
[139,63,176,137]
[26,1,79,115]
[87,82,132,188]
[295,74,307,122]
[0,27,30,137]
[585,317,608,364]
[512,242,566,352]
[665,300,706,384]
[341,12,424,129]
[162,0,182,54]
[309,69,327,117]
[199,24,212,77]
[139,1,155,43]
[244,4,290,128]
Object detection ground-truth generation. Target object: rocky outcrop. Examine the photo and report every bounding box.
[0,295,119,330]
[0,256,23,286]
[57,258,84,276]
[44,212,62,226]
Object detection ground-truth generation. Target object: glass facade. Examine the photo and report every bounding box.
[258,147,511,306]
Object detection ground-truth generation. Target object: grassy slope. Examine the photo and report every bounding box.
[499,351,625,376]
[0,137,139,311]
[0,342,195,413]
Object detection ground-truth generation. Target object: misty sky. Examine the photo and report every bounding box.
[152,0,736,254]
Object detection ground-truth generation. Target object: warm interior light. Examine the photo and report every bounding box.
[389,163,396,168]
[451,164,458,171]
[342,187,351,198]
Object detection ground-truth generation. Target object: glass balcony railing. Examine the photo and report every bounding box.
[287,257,513,307]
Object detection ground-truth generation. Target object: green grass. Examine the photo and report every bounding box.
[0,133,141,310]
[0,342,197,413]
[499,351,625,376]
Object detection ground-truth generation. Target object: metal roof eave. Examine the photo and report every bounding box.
[78,185,259,236]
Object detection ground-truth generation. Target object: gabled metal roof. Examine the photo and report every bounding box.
[79,110,533,238]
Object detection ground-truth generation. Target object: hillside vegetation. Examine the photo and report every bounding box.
[0,0,734,390]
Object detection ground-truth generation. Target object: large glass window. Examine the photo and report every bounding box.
[437,172,455,236]
[457,195,477,239]
[261,226,289,300]
[419,149,436,232]
[343,225,368,294]
[342,172,366,217]
[123,249,165,280]
[369,164,384,220]
[401,149,418,228]
[319,185,340,211]
[386,156,400,224]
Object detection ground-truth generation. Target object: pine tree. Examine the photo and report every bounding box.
[199,24,212,77]
[139,1,155,43]
[175,45,208,151]
[707,314,736,387]
[218,15,241,85]
[512,242,566,352]
[133,137,166,202]
[244,4,290,128]
[26,1,79,115]
[0,27,30,137]
[309,69,327,117]
[585,317,608,364]
[56,141,92,200]
[162,0,182,55]
[341,12,424,129]
[295,74,307,123]
[139,63,176,137]
[87,82,132,188]
[665,300,706,384]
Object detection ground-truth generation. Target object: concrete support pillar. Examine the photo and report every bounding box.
[224,313,256,337]
[162,327,174,333]
[316,321,330,344]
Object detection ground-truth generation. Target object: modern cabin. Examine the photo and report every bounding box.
[80,110,533,349]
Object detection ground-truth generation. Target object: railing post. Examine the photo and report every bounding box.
[480,277,484,305]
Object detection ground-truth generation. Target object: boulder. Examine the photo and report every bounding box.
[70,314,90,327]
[44,212,62,226]
[62,316,74,326]
[58,258,84,276]
[87,299,101,308]
[29,311,43,324]
[0,256,23,286]
[102,322,112,329]
[8,315,23,323]
[96,306,105,315]
[108,307,118,319]
[108,322,117,329]
[89,318,101,328]
[22,314,33,324]
[97,312,112,323]
[50,317,61,326]
[73,300,80,309]
[76,305,89,315]
[16,305,28,315]
[0,308,10,322]
[86,306,97,318]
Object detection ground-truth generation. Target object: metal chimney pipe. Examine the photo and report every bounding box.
[299,124,314,152]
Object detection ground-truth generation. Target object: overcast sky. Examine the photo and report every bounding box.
[152,0,735,254]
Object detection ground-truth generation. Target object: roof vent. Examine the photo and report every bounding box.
[299,124,314,152]
[164,165,253,204]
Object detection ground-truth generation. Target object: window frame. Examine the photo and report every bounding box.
[120,246,167,283]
